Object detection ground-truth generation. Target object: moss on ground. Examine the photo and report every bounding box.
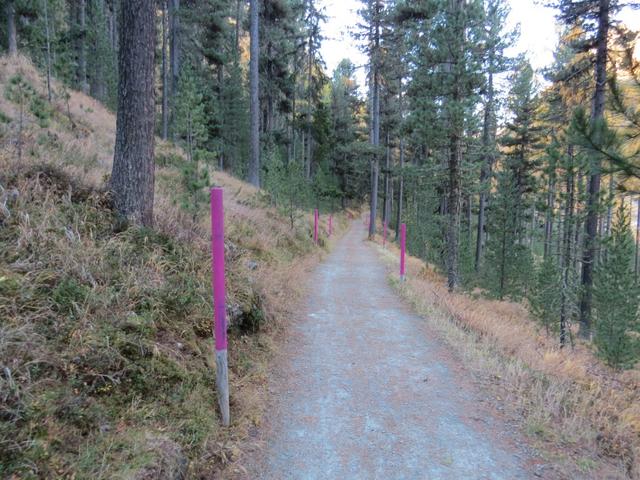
[0,55,337,478]
[0,160,323,478]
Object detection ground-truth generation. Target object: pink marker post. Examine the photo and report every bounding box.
[314,209,319,245]
[210,188,230,426]
[400,223,407,282]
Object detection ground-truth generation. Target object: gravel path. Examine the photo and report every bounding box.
[248,223,535,479]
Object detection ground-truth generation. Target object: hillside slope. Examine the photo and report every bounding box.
[0,56,337,478]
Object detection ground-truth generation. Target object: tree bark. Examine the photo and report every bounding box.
[110,0,156,227]
[306,30,314,179]
[89,0,108,102]
[475,51,495,271]
[544,171,556,259]
[560,146,575,347]
[43,0,53,102]
[579,0,609,339]
[368,71,380,238]
[108,0,117,51]
[290,51,298,165]
[79,0,89,93]
[7,0,17,55]
[447,129,462,291]
[383,130,391,225]
[395,75,404,241]
[368,0,381,239]
[217,65,224,169]
[248,0,260,187]
[235,0,241,56]
[446,0,463,291]
[604,174,614,236]
[161,0,169,140]
[396,137,404,241]
[169,0,180,139]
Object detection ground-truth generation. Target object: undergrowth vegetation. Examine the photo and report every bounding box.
[0,56,338,478]
[372,230,640,479]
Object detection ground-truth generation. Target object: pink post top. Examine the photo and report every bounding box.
[314,209,319,244]
[400,223,407,278]
[210,188,227,351]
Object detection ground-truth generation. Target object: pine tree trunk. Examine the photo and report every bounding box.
[217,65,224,170]
[605,174,614,236]
[169,0,180,140]
[78,0,89,94]
[467,194,473,245]
[306,34,314,179]
[544,173,556,259]
[248,0,260,187]
[448,130,461,291]
[383,130,390,224]
[395,75,404,241]
[368,71,380,238]
[235,0,241,54]
[266,41,274,139]
[476,68,494,271]
[110,0,156,227]
[395,137,404,241]
[43,0,53,102]
[499,228,507,300]
[446,0,463,291]
[7,0,17,55]
[89,0,107,102]
[579,0,610,339]
[560,146,575,347]
[161,0,169,140]
[291,51,298,165]
[368,0,381,239]
[108,1,117,51]
[529,207,535,247]
[289,54,297,165]
[389,179,394,227]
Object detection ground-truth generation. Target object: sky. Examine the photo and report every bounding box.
[318,0,640,90]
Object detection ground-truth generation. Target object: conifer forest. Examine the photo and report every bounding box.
[3,0,640,478]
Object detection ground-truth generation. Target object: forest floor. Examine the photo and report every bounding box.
[241,222,543,479]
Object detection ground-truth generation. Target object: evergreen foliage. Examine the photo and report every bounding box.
[528,255,562,335]
[593,205,640,368]
[485,167,533,300]
[179,159,211,220]
[4,0,640,365]
[173,62,208,163]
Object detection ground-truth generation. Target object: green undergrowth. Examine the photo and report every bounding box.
[0,162,318,478]
[1,167,206,478]
[0,57,333,478]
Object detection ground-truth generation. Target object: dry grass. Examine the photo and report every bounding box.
[369,232,640,479]
[0,55,347,478]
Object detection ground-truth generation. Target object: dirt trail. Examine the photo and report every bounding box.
[247,223,536,479]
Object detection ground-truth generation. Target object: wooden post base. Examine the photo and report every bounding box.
[216,349,230,426]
